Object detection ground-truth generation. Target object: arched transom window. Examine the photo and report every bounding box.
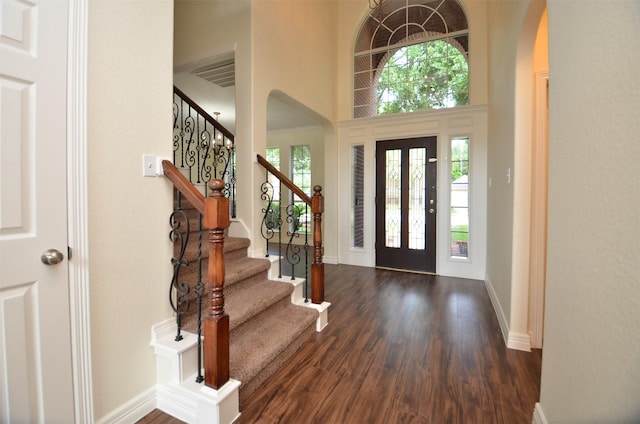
[354,0,469,118]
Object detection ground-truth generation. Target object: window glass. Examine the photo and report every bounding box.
[378,40,469,114]
[450,137,469,258]
[354,0,469,118]
[408,148,426,250]
[352,145,365,248]
[291,145,311,233]
[265,147,281,230]
[384,149,401,248]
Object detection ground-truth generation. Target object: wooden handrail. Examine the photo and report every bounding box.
[257,154,325,304]
[162,160,205,213]
[174,86,235,143]
[163,159,230,390]
[257,154,312,205]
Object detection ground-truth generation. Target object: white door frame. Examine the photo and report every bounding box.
[67,0,94,421]
[529,71,549,349]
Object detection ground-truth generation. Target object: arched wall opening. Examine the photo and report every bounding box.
[510,0,548,351]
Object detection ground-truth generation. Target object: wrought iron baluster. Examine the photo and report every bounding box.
[260,173,277,256]
[169,190,191,341]
[304,203,310,303]
[277,180,283,279]
[172,87,236,215]
[195,213,205,383]
[285,202,302,280]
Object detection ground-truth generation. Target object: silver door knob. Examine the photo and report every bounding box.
[41,249,64,265]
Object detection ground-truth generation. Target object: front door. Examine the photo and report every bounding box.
[0,0,75,421]
[376,137,437,273]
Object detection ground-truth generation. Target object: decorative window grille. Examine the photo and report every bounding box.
[354,0,469,118]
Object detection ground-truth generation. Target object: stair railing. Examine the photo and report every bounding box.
[163,160,230,390]
[257,154,325,304]
[173,86,236,218]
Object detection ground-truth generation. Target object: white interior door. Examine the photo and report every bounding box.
[0,0,75,422]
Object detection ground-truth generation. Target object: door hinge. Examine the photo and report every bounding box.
[68,246,72,260]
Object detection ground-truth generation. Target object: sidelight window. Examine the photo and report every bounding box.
[450,137,469,258]
[352,145,365,248]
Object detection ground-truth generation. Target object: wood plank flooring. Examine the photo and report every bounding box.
[139,264,541,424]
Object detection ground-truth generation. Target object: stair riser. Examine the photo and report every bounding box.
[229,295,292,336]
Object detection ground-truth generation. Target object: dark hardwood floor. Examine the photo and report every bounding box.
[139,264,542,424]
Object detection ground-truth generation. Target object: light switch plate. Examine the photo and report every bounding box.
[143,154,156,177]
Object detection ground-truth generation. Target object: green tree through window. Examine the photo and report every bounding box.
[377,40,468,115]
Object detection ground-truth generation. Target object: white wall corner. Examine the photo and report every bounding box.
[532,402,548,424]
[507,331,532,352]
[484,277,510,347]
[323,255,339,265]
[228,218,249,239]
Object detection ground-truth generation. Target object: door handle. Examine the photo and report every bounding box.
[41,249,64,265]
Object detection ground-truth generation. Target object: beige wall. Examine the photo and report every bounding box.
[250,1,339,258]
[538,0,640,421]
[173,0,254,251]
[485,0,547,350]
[88,0,174,419]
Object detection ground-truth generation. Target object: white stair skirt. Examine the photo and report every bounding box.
[270,273,331,332]
[151,319,241,424]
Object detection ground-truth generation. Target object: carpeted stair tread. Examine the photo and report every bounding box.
[177,254,270,290]
[225,256,271,286]
[180,236,249,263]
[229,303,318,398]
[225,279,294,332]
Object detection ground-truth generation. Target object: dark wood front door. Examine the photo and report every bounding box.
[375,137,437,273]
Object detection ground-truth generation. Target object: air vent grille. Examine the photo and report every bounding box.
[192,59,235,88]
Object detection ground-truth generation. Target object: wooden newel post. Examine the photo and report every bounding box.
[311,185,325,304]
[203,179,230,390]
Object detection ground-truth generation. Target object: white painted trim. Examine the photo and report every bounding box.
[324,255,338,264]
[157,379,241,424]
[484,278,531,351]
[337,106,488,280]
[532,402,549,424]
[529,71,549,349]
[507,331,532,352]
[94,387,157,424]
[67,0,94,422]
[484,277,510,346]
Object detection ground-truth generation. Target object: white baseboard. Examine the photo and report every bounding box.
[94,387,156,424]
[324,255,338,264]
[484,277,531,352]
[507,331,532,352]
[484,277,510,346]
[157,378,241,424]
[532,402,548,424]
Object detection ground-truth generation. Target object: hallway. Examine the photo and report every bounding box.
[141,264,541,423]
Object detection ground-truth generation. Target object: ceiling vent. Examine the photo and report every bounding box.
[192,59,235,88]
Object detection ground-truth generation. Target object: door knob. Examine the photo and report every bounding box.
[41,249,64,265]
[429,208,435,214]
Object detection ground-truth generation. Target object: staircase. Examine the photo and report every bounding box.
[180,231,319,403]
[151,193,327,424]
